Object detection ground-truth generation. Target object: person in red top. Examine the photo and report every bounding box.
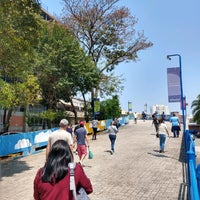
[33,140,93,200]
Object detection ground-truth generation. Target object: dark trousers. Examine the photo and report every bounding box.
[92,127,97,140]
[172,126,180,137]
[153,123,159,133]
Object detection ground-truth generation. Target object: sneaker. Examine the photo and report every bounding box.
[110,150,113,155]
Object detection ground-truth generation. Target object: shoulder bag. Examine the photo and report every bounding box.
[88,147,94,159]
[68,163,90,200]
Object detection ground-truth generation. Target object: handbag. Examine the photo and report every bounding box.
[77,187,90,200]
[88,148,94,159]
[68,163,90,200]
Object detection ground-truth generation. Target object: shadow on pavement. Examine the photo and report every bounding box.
[0,159,32,180]
[178,133,188,200]
[179,133,186,163]
[148,151,170,158]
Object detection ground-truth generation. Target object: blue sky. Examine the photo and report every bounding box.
[41,0,200,115]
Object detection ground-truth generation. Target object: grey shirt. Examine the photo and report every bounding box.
[107,125,118,135]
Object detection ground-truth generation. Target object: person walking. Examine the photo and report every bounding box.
[46,119,73,159]
[107,121,118,155]
[152,112,159,137]
[34,140,93,200]
[66,123,73,136]
[91,117,98,140]
[158,118,170,153]
[134,112,138,124]
[170,113,181,138]
[142,111,146,122]
[161,112,165,121]
[113,118,121,129]
[74,121,90,166]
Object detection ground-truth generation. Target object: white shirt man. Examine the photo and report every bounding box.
[46,119,73,159]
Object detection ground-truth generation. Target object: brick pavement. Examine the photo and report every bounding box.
[0,120,188,200]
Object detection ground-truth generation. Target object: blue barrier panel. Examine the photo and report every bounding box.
[0,133,29,156]
[124,116,129,124]
[196,164,200,196]
[0,128,58,157]
[0,116,129,157]
[119,117,125,126]
[188,159,200,200]
[185,130,200,199]
[105,116,129,130]
[105,119,113,129]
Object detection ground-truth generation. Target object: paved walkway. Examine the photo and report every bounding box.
[0,120,188,200]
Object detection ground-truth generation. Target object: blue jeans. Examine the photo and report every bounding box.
[109,134,116,152]
[159,134,166,151]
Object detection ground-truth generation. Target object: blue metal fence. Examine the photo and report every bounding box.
[185,130,200,199]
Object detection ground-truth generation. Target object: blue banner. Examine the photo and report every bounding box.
[167,67,181,102]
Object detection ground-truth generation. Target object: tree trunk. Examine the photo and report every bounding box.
[81,92,89,122]
[3,109,13,132]
[23,105,29,132]
[2,109,7,133]
[69,97,78,124]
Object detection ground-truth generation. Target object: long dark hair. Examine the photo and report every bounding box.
[158,118,164,124]
[42,140,74,184]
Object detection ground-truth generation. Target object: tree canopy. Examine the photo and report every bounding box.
[0,0,43,132]
[98,95,121,120]
[0,0,42,79]
[34,21,100,122]
[191,95,200,124]
[0,0,153,131]
[62,0,153,98]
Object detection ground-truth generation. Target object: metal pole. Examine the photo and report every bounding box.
[167,54,186,134]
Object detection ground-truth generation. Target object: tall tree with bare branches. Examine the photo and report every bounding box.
[61,0,153,99]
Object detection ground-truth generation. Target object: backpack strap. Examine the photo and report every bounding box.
[68,162,77,200]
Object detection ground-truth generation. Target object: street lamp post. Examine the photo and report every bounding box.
[167,54,186,134]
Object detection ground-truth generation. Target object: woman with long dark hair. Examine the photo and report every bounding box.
[34,140,93,200]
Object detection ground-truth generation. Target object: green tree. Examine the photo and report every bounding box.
[98,95,121,120]
[39,109,58,129]
[16,74,41,132]
[0,0,41,78]
[0,0,42,132]
[35,22,99,123]
[62,0,153,99]
[191,95,200,124]
[0,74,41,132]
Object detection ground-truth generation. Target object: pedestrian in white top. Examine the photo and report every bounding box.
[46,119,73,159]
[107,121,118,154]
[91,118,98,140]
[158,118,169,153]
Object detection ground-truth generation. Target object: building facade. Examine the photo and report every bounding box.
[151,104,170,115]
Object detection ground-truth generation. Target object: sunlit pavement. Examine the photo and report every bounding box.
[0,120,187,200]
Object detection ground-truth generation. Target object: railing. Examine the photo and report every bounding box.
[0,116,129,158]
[185,130,200,199]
